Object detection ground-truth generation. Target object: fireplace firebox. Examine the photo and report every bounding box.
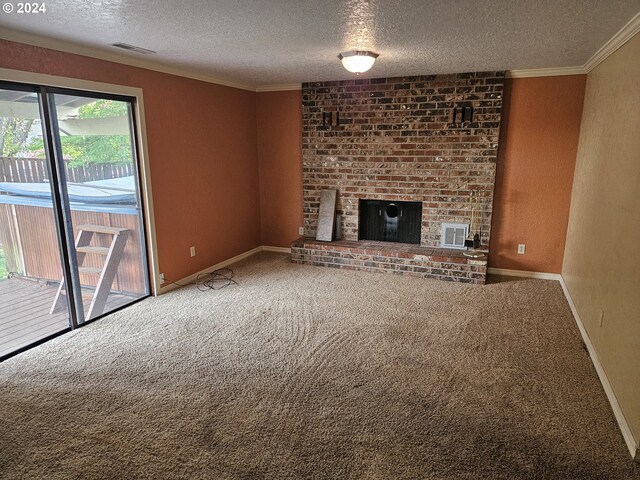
[359,200,422,244]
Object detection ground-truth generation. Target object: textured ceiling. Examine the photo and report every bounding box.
[0,0,638,87]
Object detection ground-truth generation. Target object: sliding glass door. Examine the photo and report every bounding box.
[0,82,150,359]
[48,91,150,323]
[0,86,68,357]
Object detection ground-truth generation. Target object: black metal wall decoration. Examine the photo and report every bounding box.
[321,110,341,128]
[322,111,332,127]
[452,105,474,124]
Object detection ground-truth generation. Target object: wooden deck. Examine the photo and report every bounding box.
[0,277,137,358]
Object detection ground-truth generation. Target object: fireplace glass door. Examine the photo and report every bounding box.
[359,200,422,244]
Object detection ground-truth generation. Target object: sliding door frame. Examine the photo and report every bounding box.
[0,67,161,296]
[38,86,85,327]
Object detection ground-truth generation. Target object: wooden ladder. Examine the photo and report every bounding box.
[50,224,129,320]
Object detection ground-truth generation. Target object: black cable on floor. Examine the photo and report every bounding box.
[169,268,237,291]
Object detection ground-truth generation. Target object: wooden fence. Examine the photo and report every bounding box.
[0,157,133,183]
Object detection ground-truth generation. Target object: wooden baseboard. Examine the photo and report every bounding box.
[487,267,638,458]
[559,276,638,458]
[487,267,561,280]
[261,246,292,254]
[158,246,262,294]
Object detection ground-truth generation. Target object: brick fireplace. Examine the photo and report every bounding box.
[291,72,505,284]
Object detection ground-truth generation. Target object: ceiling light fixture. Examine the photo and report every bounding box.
[338,50,379,73]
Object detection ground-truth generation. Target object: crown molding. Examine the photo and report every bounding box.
[0,28,257,92]
[584,11,640,72]
[506,66,586,78]
[3,11,639,90]
[508,12,640,79]
[255,84,302,92]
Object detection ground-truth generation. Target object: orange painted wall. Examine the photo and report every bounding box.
[0,39,261,285]
[489,76,586,273]
[1,39,587,279]
[256,91,303,247]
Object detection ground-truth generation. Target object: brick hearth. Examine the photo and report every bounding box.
[291,238,487,284]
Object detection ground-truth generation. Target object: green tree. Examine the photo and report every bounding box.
[62,99,131,166]
[77,99,127,119]
[21,99,132,167]
[0,118,36,156]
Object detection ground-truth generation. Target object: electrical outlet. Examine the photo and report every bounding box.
[599,309,605,327]
[159,273,165,284]
[190,246,196,257]
[299,226,304,236]
[517,244,526,255]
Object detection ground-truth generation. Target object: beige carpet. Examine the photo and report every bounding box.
[1,252,638,479]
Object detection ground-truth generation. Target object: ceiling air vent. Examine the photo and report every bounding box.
[111,43,156,55]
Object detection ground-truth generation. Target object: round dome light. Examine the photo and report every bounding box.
[338,50,379,74]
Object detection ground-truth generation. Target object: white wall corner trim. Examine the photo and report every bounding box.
[256,84,302,92]
[506,66,586,78]
[158,245,291,294]
[584,12,640,73]
[487,268,561,280]
[559,276,639,458]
